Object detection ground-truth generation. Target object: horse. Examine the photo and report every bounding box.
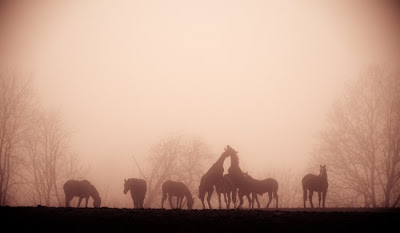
[63,179,101,208]
[123,178,147,208]
[215,174,237,209]
[162,180,194,209]
[302,165,328,208]
[237,173,279,209]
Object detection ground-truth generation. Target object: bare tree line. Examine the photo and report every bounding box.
[2,63,399,208]
[313,64,400,207]
[0,71,86,206]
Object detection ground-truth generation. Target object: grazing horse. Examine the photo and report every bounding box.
[123,178,147,208]
[238,173,279,209]
[302,165,328,208]
[215,174,237,209]
[162,180,194,209]
[63,179,101,208]
[198,146,230,209]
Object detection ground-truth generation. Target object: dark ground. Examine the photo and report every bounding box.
[1,206,398,233]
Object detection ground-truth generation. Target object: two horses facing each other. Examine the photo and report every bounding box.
[162,180,194,210]
[63,179,101,208]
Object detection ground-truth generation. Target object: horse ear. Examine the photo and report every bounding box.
[320,165,323,168]
[224,147,227,151]
[124,179,126,182]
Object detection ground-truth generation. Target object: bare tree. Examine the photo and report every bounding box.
[24,110,86,207]
[134,134,213,208]
[0,72,36,206]
[313,64,400,207]
[260,168,302,208]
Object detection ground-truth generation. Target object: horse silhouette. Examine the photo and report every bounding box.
[162,180,194,209]
[198,147,230,209]
[238,173,279,209]
[63,179,101,208]
[302,165,328,208]
[123,178,147,208]
[215,174,237,209]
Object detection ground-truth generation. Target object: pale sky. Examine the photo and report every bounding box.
[1,0,399,204]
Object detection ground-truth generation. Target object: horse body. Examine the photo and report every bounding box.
[162,180,194,209]
[237,174,279,209]
[124,178,147,208]
[215,174,237,209]
[198,147,230,209]
[302,165,328,208]
[63,179,101,208]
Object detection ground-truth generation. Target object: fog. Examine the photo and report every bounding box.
[1,0,399,207]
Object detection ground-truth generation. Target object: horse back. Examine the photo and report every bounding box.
[302,174,327,192]
[63,180,92,197]
[163,180,188,196]
[130,178,147,193]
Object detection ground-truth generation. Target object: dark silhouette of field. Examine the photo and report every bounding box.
[1,207,398,233]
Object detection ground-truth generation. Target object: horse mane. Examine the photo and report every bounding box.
[230,151,240,166]
[89,184,100,201]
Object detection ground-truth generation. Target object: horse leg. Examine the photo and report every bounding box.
[207,189,213,209]
[237,190,244,209]
[65,195,72,207]
[308,190,314,208]
[251,193,255,209]
[179,196,183,209]
[322,191,327,208]
[217,191,222,209]
[246,193,251,209]
[224,192,229,209]
[232,189,237,209]
[303,186,307,208]
[85,197,89,208]
[227,192,231,209]
[254,193,260,209]
[77,197,82,208]
[200,195,206,209]
[266,192,272,208]
[161,192,167,209]
[176,196,180,209]
[274,191,279,208]
[318,192,321,208]
[168,195,174,209]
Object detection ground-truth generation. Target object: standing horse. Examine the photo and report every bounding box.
[302,165,328,208]
[198,147,230,209]
[239,173,279,209]
[123,178,147,208]
[215,174,237,209]
[162,180,194,209]
[63,179,101,208]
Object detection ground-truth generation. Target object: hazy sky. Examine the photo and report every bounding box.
[1,0,399,199]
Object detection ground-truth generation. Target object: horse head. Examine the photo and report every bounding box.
[320,165,327,177]
[93,197,101,208]
[222,145,239,160]
[123,178,129,194]
[187,197,195,210]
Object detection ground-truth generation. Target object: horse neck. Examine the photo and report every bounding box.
[214,153,227,167]
[184,188,192,200]
[90,186,100,201]
[319,172,328,183]
[230,153,239,168]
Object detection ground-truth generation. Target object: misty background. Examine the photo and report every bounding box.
[1,0,399,208]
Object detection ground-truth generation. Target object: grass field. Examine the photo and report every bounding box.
[1,206,398,233]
